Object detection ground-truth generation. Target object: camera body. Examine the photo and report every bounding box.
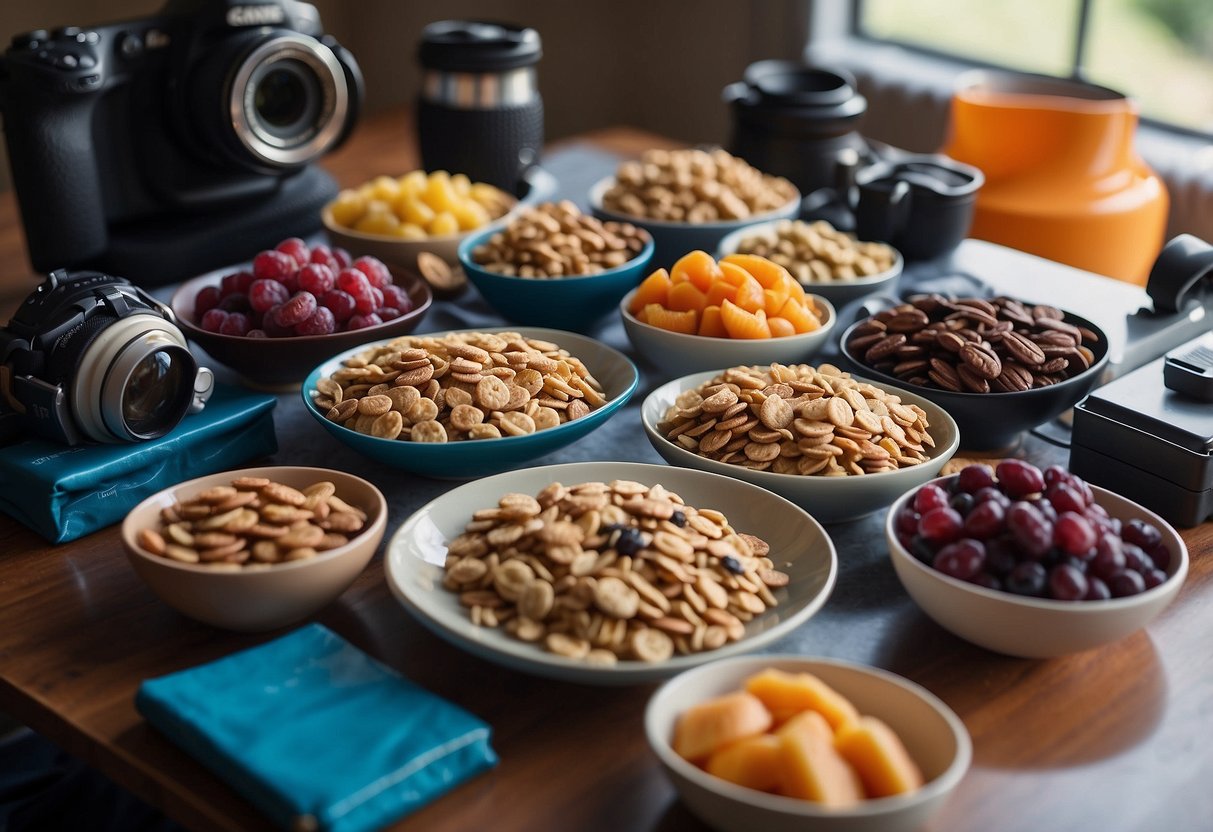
[0,270,213,446]
[0,0,362,278]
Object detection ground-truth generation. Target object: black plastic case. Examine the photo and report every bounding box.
[1070,353,1213,528]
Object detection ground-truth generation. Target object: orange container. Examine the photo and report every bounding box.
[942,71,1168,285]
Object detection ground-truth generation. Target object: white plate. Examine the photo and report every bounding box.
[385,461,838,684]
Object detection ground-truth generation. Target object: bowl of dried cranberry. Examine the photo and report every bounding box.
[885,461,1188,658]
[171,237,432,388]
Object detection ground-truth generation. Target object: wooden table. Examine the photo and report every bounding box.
[1,113,1211,832]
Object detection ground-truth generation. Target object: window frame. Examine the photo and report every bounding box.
[848,0,1213,141]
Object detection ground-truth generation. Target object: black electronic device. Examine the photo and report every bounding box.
[0,0,363,284]
[0,269,213,446]
[417,20,543,195]
[1071,332,1213,528]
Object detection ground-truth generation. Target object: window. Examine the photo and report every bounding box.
[857,0,1213,136]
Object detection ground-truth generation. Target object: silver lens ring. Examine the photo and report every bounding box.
[229,33,349,167]
[69,315,193,443]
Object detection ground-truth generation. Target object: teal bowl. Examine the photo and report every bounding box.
[457,225,655,333]
[301,327,639,479]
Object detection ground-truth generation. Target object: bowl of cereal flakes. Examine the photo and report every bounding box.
[717,219,903,308]
[641,364,959,523]
[457,201,654,332]
[301,328,639,479]
[384,461,838,684]
[589,148,800,267]
[121,466,387,631]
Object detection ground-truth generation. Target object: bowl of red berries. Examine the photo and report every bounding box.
[170,237,432,388]
[885,460,1188,658]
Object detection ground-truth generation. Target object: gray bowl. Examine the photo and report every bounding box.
[589,176,800,268]
[716,219,904,307]
[642,370,960,523]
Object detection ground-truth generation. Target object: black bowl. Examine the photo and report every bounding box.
[839,307,1109,451]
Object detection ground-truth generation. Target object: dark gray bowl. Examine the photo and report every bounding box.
[839,309,1109,451]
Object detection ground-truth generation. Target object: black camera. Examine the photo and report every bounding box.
[0,0,363,283]
[0,270,213,446]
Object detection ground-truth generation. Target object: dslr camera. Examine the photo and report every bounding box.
[0,270,213,446]
[0,0,363,282]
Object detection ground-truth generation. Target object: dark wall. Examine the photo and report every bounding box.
[0,0,809,189]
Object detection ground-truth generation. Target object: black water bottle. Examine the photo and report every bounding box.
[416,21,543,196]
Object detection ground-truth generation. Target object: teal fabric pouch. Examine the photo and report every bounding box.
[136,624,496,832]
[0,383,276,543]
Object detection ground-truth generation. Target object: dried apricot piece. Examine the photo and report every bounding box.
[706,733,783,793]
[698,304,727,337]
[767,316,796,338]
[719,261,754,287]
[732,274,766,313]
[721,299,771,339]
[645,304,698,334]
[672,250,722,292]
[778,296,822,334]
[723,253,794,290]
[704,280,739,308]
[835,716,924,798]
[630,269,672,314]
[763,288,789,317]
[668,280,708,314]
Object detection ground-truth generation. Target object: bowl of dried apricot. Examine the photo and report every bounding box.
[301,328,639,479]
[645,655,971,832]
[620,251,835,378]
[121,466,387,632]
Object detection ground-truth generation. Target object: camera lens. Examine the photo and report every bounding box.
[66,313,199,444]
[122,348,191,438]
[231,34,349,167]
[253,60,321,136]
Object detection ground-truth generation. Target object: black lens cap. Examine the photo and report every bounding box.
[419,21,541,72]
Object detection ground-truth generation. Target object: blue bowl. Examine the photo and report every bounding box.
[457,225,655,333]
[589,175,801,269]
[301,327,639,479]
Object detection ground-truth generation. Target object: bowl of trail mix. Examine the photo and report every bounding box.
[302,328,639,478]
[642,363,959,523]
[384,461,838,684]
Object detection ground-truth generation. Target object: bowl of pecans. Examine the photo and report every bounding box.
[384,461,837,684]
[641,364,959,523]
[589,148,801,267]
[457,201,655,332]
[840,294,1110,451]
[121,466,387,632]
[301,328,639,479]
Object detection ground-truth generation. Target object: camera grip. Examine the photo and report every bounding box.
[3,92,108,271]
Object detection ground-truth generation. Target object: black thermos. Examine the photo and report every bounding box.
[416,21,543,196]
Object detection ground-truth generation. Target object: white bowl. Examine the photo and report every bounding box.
[716,219,904,308]
[645,655,971,832]
[885,478,1189,658]
[642,370,960,523]
[385,461,837,685]
[121,466,387,632]
[589,176,801,267]
[620,288,836,380]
